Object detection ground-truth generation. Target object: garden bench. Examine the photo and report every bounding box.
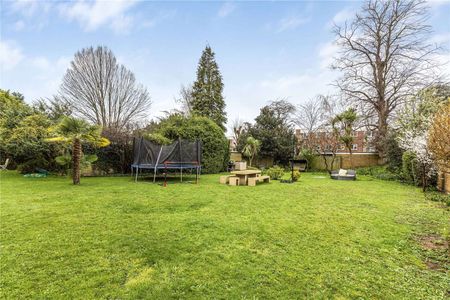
[0,158,9,170]
[247,175,270,186]
[330,169,356,180]
[219,175,231,184]
[228,176,240,186]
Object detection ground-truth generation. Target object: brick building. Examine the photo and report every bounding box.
[295,129,378,154]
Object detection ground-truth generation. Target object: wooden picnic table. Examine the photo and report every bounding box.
[230,170,261,186]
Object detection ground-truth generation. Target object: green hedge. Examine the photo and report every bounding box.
[156,115,229,174]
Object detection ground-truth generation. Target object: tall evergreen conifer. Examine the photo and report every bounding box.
[191,45,227,130]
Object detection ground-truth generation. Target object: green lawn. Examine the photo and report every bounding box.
[0,171,448,299]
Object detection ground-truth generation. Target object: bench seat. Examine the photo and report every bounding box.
[219,175,231,184]
[228,176,240,186]
[248,175,270,186]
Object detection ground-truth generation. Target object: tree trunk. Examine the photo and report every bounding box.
[72,138,82,185]
[348,146,354,169]
[376,110,388,160]
[422,164,427,192]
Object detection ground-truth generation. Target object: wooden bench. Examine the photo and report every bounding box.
[229,176,240,186]
[247,175,270,186]
[219,175,231,184]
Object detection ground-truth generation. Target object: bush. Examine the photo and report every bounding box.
[144,133,171,145]
[1,112,62,173]
[298,148,315,171]
[356,166,400,181]
[292,170,301,182]
[425,191,450,206]
[402,151,419,184]
[384,131,404,172]
[155,115,229,174]
[265,166,285,180]
[17,157,51,174]
[401,151,437,188]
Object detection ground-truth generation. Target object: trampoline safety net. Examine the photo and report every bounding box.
[131,137,202,183]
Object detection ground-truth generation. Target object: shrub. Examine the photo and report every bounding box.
[155,115,229,174]
[144,133,171,145]
[265,166,285,180]
[298,148,315,171]
[401,151,437,188]
[292,170,301,182]
[402,151,419,184]
[17,157,51,174]
[425,191,450,206]
[384,131,404,172]
[2,113,62,173]
[356,166,401,181]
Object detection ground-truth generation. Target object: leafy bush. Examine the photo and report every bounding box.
[402,151,419,184]
[155,115,229,174]
[17,157,51,174]
[384,131,404,172]
[55,153,99,175]
[298,148,315,171]
[265,166,285,180]
[356,166,400,181]
[88,140,133,174]
[292,170,301,182]
[143,133,171,145]
[425,191,450,206]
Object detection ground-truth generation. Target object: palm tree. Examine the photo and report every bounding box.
[242,136,261,167]
[47,117,110,184]
[333,108,358,169]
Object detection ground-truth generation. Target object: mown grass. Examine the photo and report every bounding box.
[0,171,448,299]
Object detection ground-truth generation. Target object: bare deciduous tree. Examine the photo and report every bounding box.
[294,95,329,134]
[59,46,151,133]
[333,0,440,157]
[174,84,194,116]
[229,118,245,151]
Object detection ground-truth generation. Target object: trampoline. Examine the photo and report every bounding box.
[131,137,202,183]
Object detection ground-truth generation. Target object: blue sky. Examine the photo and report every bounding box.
[1,0,449,130]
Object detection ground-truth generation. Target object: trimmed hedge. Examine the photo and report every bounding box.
[156,115,229,174]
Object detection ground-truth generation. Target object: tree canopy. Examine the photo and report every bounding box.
[151,114,229,173]
[246,100,296,164]
[58,46,152,133]
[333,0,440,157]
[190,45,227,131]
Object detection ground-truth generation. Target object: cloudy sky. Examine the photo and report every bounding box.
[1,0,449,130]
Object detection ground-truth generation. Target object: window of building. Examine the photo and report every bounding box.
[352,144,358,150]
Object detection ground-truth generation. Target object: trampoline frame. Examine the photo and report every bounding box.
[131,137,202,184]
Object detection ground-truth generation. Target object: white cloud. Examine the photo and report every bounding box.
[0,40,24,71]
[277,15,310,32]
[327,7,353,28]
[260,74,309,90]
[10,0,52,17]
[318,41,339,70]
[218,2,236,18]
[429,33,450,45]
[426,0,450,8]
[31,57,51,70]
[60,0,137,33]
[140,10,177,29]
[13,20,26,31]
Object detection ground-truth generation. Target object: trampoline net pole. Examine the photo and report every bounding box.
[154,147,163,183]
[135,167,139,182]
